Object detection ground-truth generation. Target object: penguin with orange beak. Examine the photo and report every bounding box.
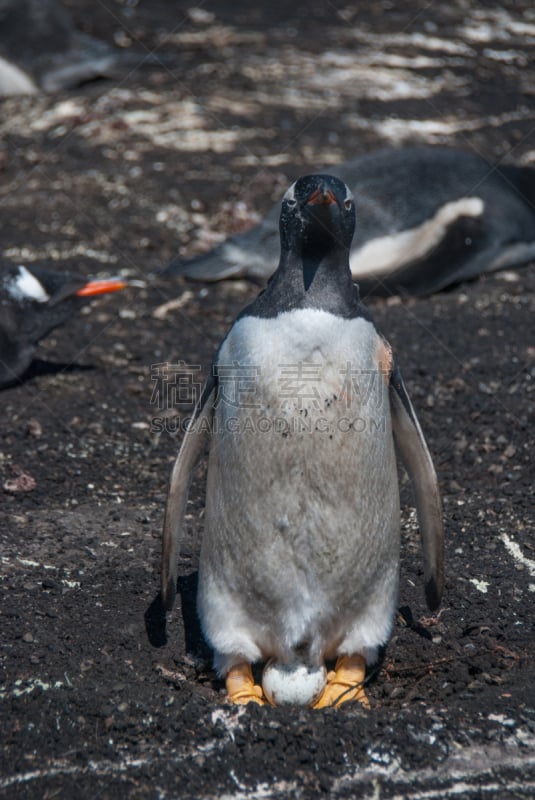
[0,262,127,387]
[161,174,444,708]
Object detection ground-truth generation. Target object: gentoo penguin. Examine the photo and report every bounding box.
[164,146,535,297]
[0,262,126,387]
[0,0,159,95]
[161,174,444,707]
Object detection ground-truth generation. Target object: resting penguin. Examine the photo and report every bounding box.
[161,174,444,707]
[0,262,126,387]
[163,146,535,297]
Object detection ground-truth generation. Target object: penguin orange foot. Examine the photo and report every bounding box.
[226,663,266,705]
[313,655,370,709]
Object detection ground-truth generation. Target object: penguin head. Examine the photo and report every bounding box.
[1,264,127,349]
[4,265,52,305]
[4,265,127,309]
[279,174,356,256]
[1,263,127,386]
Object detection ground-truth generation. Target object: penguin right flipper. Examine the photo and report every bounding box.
[389,365,444,611]
[161,375,216,611]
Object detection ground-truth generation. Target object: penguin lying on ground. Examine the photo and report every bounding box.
[161,174,444,707]
[0,262,126,387]
[164,146,535,297]
[0,0,160,95]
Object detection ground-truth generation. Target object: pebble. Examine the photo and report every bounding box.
[26,419,43,438]
[467,679,483,691]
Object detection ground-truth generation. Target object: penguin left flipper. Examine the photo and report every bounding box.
[161,376,216,611]
[389,365,444,611]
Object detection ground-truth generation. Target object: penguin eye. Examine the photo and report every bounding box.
[344,199,353,211]
[286,198,297,208]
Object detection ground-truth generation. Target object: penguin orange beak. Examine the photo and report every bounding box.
[306,187,337,206]
[75,278,128,297]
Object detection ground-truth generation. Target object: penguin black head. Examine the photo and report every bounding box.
[241,174,362,318]
[279,174,356,257]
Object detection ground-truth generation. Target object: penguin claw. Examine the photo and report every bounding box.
[226,663,266,706]
[312,654,370,709]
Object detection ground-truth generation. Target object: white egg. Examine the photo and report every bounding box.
[262,660,327,706]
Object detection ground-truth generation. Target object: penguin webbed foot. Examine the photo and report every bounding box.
[312,654,370,709]
[226,663,266,706]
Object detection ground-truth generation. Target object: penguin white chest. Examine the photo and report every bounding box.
[216,308,390,416]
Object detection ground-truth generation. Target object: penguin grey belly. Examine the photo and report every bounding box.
[198,308,400,675]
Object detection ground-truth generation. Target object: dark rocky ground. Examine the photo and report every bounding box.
[1,1,534,797]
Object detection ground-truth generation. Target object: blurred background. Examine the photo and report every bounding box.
[2,0,534,276]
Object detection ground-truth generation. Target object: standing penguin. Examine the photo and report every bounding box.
[161,174,444,707]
